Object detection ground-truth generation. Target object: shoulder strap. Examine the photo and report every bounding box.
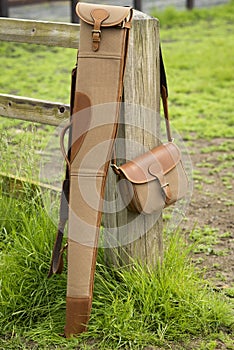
[47,64,77,278]
[111,44,173,174]
[160,45,173,142]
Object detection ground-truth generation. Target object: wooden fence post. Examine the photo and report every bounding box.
[103,11,163,267]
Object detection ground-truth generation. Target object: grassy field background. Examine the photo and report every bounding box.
[0,1,233,349]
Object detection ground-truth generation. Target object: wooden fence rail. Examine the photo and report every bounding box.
[0,93,69,125]
[0,17,79,47]
[0,17,77,125]
[0,13,163,266]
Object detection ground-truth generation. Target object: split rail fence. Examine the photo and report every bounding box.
[0,13,163,265]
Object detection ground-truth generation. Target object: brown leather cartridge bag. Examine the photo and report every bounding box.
[115,142,188,214]
[112,77,188,215]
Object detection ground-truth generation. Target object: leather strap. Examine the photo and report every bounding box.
[47,179,69,277]
[160,46,173,142]
[91,8,109,51]
[48,65,77,278]
[111,46,172,173]
[159,45,168,97]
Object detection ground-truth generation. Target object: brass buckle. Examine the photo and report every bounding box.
[161,183,169,188]
[92,29,101,37]
[111,163,121,175]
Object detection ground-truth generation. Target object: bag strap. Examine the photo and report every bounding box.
[111,45,173,174]
[160,45,173,142]
[47,64,77,278]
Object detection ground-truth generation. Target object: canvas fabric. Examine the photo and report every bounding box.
[63,2,132,337]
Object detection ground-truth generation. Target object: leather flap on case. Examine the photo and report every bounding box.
[119,143,181,184]
[76,2,132,27]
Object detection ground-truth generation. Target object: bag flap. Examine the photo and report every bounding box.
[76,2,132,27]
[119,142,181,184]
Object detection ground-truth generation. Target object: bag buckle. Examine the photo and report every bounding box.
[111,163,121,175]
[92,29,101,51]
[90,8,109,51]
[92,29,101,37]
[161,183,169,188]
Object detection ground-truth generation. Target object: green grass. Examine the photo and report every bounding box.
[153,1,234,139]
[0,43,76,178]
[1,2,234,349]
[0,193,233,349]
[188,225,231,255]
[0,43,75,102]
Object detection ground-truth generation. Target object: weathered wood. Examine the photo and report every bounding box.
[104,12,163,267]
[0,93,69,125]
[0,18,80,48]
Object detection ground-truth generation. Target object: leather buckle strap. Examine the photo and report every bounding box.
[92,29,101,52]
[91,8,109,51]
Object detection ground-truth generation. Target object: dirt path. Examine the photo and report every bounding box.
[181,138,234,289]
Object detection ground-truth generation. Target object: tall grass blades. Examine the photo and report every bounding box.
[0,191,233,349]
[88,235,233,349]
[0,193,67,342]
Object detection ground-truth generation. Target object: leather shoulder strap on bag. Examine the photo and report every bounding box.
[111,44,173,174]
[160,45,173,142]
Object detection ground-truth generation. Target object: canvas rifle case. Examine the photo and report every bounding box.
[48,2,133,337]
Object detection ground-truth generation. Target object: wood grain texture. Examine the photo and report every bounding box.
[0,93,69,125]
[0,18,80,48]
[104,11,163,267]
